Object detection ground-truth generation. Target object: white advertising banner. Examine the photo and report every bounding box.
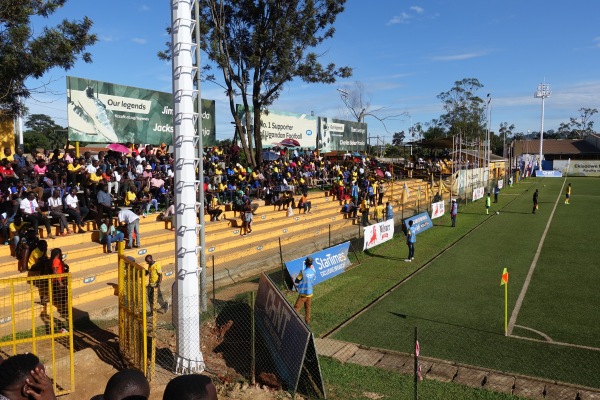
[472,187,485,201]
[554,160,600,176]
[237,105,317,148]
[431,201,445,219]
[363,219,395,250]
[498,179,504,189]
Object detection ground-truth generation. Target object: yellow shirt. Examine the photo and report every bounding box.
[67,163,81,173]
[148,261,162,285]
[125,191,137,206]
[28,248,45,269]
[89,173,103,183]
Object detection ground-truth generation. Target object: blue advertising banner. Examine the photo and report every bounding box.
[285,242,352,286]
[403,212,434,234]
[534,170,563,177]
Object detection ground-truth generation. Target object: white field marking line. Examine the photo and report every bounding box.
[510,334,600,352]
[507,179,567,336]
[513,324,553,342]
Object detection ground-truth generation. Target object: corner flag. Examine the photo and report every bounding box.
[501,267,508,336]
[500,267,508,285]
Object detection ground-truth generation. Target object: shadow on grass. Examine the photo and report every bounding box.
[390,311,504,337]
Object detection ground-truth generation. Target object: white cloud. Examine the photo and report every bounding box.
[410,6,424,14]
[139,5,150,11]
[387,12,411,25]
[99,36,115,42]
[132,38,147,45]
[431,51,489,61]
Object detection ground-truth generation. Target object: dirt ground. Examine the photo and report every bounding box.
[61,319,299,400]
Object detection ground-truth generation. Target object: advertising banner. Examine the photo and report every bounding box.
[498,179,504,189]
[457,168,489,192]
[318,117,367,152]
[403,212,433,235]
[254,273,325,395]
[363,220,394,250]
[534,170,563,177]
[553,160,600,176]
[67,76,216,146]
[285,242,351,285]
[237,105,317,148]
[431,201,445,219]
[472,186,485,201]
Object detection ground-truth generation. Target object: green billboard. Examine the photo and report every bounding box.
[66,76,216,146]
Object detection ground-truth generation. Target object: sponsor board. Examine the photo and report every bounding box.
[237,105,317,148]
[254,273,325,396]
[318,117,367,152]
[285,242,352,286]
[362,220,395,250]
[67,76,216,145]
[534,170,562,177]
[553,159,585,175]
[472,186,485,201]
[403,212,433,235]
[431,201,445,219]
[498,179,504,189]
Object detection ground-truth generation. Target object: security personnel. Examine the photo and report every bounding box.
[294,257,317,324]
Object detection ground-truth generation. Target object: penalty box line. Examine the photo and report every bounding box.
[507,179,567,336]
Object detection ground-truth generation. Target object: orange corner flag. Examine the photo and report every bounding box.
[500,268,508,285]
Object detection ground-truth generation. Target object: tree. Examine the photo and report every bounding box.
[421,119,446,141]
[23,114,66,152]
[188,0,351,166]
[497,122,515,156]
[391,131,405,147]
[0,0,97,115]
[557,107,597,139]
[338,81,406,130]
[437,78,486,140]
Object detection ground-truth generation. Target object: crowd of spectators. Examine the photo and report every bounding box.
[3,142,397,260]
[0,353,218,399]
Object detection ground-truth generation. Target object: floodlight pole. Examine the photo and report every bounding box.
[485,94,492,192]
[170,0,204,374]
[534,82,551,171]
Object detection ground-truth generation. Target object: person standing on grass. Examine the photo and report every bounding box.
[494,185,500,203]
[565,183,571,204]
[450,199,458,227]
[532,189,539,214]
[485,193,491,215]
[294,257,317,324]
[405,220,416,262]
[145,254,169,315]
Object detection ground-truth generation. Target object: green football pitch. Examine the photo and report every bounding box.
[329,176,600,389]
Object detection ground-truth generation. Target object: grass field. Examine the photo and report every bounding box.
[282,176,600,392]
[323,176,600,389]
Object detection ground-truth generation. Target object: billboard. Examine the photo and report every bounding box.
[285,242,352,286]
[237,105,317,148]
[318,117,367,152]
[66,76,216,146]
[403,212,433,235]
[363,220,394,250]
[254,273,325,396]
[431,201,445,219]
[554,160,600,176]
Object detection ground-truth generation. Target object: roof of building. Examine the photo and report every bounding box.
[513,139,600,155]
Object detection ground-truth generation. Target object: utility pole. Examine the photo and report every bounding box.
[534,82,551,171]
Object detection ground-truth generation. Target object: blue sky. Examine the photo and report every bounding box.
[25,0,600,143]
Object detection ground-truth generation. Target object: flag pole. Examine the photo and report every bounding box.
[501,267,509,336]
[504,278,508,336]
[414,326,418,400]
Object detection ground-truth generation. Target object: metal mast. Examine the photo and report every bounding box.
[534,82,551,171]
[170,0,204,374]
